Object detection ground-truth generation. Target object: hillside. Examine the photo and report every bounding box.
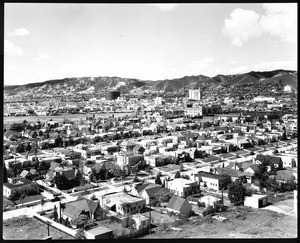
[4,69,297,97]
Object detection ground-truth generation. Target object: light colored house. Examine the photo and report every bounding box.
[130,182,161,204]
[101,192,146,216]
[244,194,268,208]
[165,178,199,198]
[193,171,231,191]
[166,195,192,217]
[131,213,150,230]
[3,177,39,198]
[116,152,144,169]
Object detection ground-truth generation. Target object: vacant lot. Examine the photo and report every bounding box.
[3,216,73,240]
[140,197,297,239]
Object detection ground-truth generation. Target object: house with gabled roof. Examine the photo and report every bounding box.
[20,169,31,179]
[255,154,283,169]
[215,167,247,183]
[62,198,101,222]
[166,195,192,217]
[130,182,161,204]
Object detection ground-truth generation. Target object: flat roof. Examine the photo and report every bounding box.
[86,225,113,235]
[247,194,268,199]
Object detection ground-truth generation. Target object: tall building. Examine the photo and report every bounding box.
[188,88,202,101]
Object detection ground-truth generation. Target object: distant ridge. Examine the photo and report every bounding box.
[4,69,297,97]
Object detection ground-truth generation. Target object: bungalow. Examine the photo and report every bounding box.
[274,169,296,184]
[166,195,192,217]
[62,198,101,222]
[215,167,247,183]
[165,178,199,198]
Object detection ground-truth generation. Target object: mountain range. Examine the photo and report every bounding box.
[4,69,297,97]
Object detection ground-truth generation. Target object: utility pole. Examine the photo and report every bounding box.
[149,199,151,234]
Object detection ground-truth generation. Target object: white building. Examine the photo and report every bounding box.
[189,89,202,101]
[253,96,275,103]
[284,85,292,93]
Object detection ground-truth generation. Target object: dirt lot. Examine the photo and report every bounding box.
[141,197,297,239]
[3,216,73,240]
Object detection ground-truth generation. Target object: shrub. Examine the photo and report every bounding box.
[197,201,206,207]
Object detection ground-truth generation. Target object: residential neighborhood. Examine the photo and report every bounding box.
[3,86,298,239]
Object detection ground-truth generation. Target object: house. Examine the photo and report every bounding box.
[255,154,283,169]
[215,167,247,183]
[120,140,137,152]
[116,152,144,169]
[101,192,146,216]
[244,194,269,208]
[165,178,199,198]
[166,195,192,217]
[62,198,101,222]
[193,171,231,191]
[3,177,39,198]
[85,226,114,239]
[130,182,161,204]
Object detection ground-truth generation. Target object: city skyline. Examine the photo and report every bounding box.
[4,3,297,86]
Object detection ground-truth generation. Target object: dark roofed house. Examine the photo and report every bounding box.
[63,198,101,223]
[166,195,192,217]
[275,170,296,184]
[255,154,283,169]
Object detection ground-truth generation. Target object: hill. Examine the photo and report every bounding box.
[4,69,297,97]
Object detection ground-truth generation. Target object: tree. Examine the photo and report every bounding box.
[174,171,181,178]
[291,158,296,168]
[228,181,246,206]
[53,205,58,222]
[74,228,86,239]
[254,159,269,189]
[73,214,89,228]
[155,173,162,185]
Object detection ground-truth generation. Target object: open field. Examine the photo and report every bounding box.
[3,216,73,240]
[141,197,297,239]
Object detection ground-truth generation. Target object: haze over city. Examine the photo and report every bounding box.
[4,3,297,86]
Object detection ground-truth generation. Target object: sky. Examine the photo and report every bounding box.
[4,3,297,86]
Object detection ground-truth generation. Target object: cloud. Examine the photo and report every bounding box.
[34,53,50,61]
[260,4,297,43]
[9,28,30,36]
[4,40,25,55]
[223,3,297,46]
[223,8,261,47]
[229,60,297,74]
[150,4,178,11]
